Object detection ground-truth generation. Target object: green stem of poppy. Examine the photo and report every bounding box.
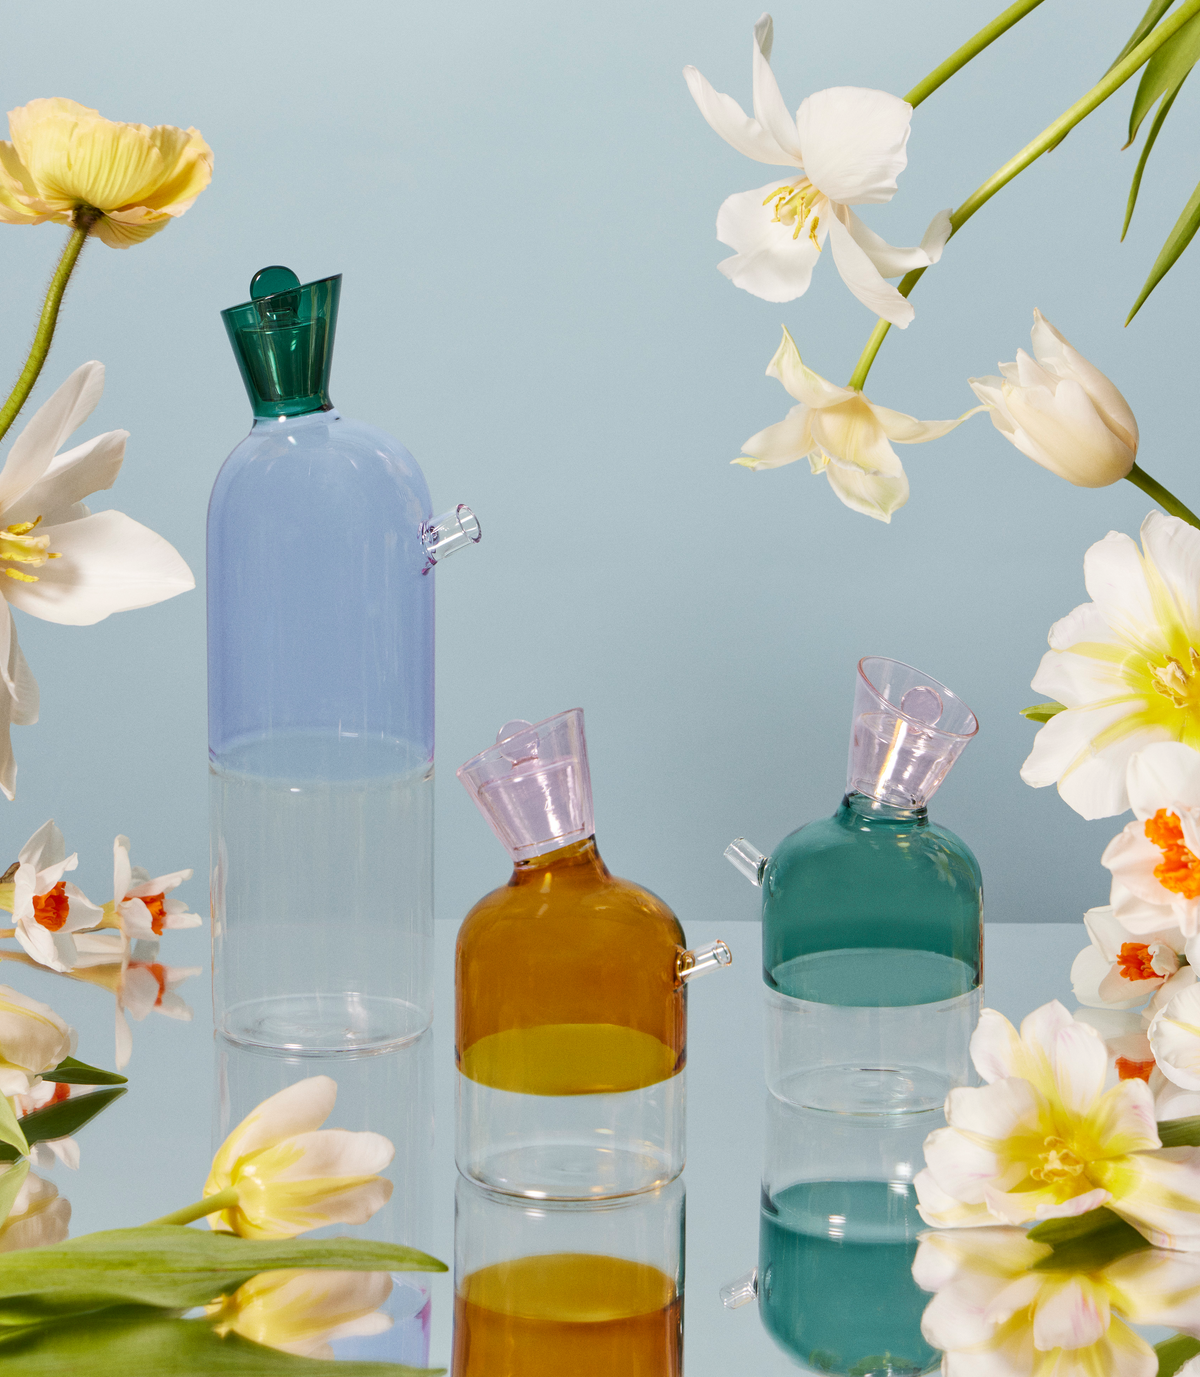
[1125,462,1200,530]
[146,1186,240,1228]
[903,0,1048,109]
[846,0,1200,393]
[0,208,99,447]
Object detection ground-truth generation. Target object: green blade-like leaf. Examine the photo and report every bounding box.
[0,1306,444,1376]
[0,1160,29,1224]
[1031,1212,1151,1271]
[1128,174,1200,322]
[1109,0,1178,73]
[0,1226,446,1322]
[1028,1205,1124,1245]
[1157,1114,1200,1146]
[0,1094,28,1161]
[1020,702,1066,723]
[1123,79,1185,237]
[1127,10,1200,143]
[0,1087,126,1163]
[1158,1333,1200,1376]
[48,1056,127,1087]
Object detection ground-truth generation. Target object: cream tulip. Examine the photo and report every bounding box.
[0,985,73,1097]
[970,311,1137,487]
[207,1269,393,1359]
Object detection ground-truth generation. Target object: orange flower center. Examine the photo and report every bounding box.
[1117,942,1159,981]
[126,891,167,935]
[1117,1057,1157,1082]
[32,880,69,932]
[1145,809,1200,899]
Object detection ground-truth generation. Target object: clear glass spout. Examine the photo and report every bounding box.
[720,1268,758,1308]
[422,505,481,571]
[725,837,768,886]
[677,939,732,983]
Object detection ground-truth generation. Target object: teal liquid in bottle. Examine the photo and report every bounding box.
[728,658,982,1114]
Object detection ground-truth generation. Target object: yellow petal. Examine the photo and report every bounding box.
[135,126,213,213]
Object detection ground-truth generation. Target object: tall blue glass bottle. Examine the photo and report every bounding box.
[209,265,479,1053]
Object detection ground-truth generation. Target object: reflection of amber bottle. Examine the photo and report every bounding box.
[456,710,728,1200]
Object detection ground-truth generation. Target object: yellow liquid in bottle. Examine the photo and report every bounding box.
[460,1023,679,1095]
[452,1252,681,1377]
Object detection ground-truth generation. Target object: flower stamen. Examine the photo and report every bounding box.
[0,515,58,584]
[1030,1135,1086,1184]
[763,178,822,249]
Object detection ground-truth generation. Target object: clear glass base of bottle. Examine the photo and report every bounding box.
[456,1070,685,1200]
[765,949,981,1114]
[221,994,430,1055]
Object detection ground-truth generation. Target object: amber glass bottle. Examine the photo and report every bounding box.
[456,709,727,1199]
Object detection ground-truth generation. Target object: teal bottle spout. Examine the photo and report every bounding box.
[221,265,340,419]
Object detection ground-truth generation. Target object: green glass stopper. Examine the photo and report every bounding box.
[221,266,341,419]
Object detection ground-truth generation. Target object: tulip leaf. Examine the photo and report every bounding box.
[0,1306,444,1376]
[1109,0,1178,74]
[1123,79,1184,238]
[1028,1205,1124,1244]
[1126,10,1200,144]
[1157,1113,1200,1146]
[1128,173,1200,323]
[0,1093,28,1160]
[0,1160,29,1223]
[1030,1209,1150,1271]
[1157,1334,1200,1376]
[0,1225,446,1323]
[49,1056,128,1086]
[1020,702,1066,723]
[0,1087,126,1163]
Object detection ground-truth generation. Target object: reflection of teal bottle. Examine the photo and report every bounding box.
[727,657,982,1114]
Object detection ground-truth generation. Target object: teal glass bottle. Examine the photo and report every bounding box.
[727,657,982,1114]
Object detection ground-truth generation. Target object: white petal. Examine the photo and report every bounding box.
[3,510,194,626]
[1071,944,1122,1007]
[1140,510,1200,632]
[870,400,984,446]
[216,1076,338,1166]
[0,363,105,515]
[1103,824,1177,906]
[715,185,824,302]
[969,1008,1024,1083]
[737,405,812,470]
[1150,984,1200,1090]
[1003,375,1135,486]
[750,15,803,162]
[826,212,915,327]
[765,326,856,409]
[272,1128,394,1182]
[837,206,951,279]
[1020,701,1157,819]
[823,457,908,521]
[1,430,126,528]
[1031,310,1138,453]
[1082,528,1156,641]
[794,86,912,205]
[682,65,792,165]
[1031,1276,1109,1350]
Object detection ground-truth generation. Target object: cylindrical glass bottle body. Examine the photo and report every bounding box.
[208,410,434,1052]
[452,1174,684,1377]
[758,1096,940,1374]
[762,793,982,1113]
[456,839,686,1199]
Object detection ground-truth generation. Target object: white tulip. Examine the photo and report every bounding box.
[0,985,73,1097]
[684,14,950,323]
[970,310,1138,486]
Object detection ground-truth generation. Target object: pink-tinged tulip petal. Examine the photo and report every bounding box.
[1096,1146,1200,1250]
[970,1007,1026,1084]
[914,1167,998,1229]
[1031,1275,1110,1349]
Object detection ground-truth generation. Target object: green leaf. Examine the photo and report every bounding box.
[48,1057,127,1087]
[1157,1113,1200,1146]
[0,1087,126,1163]
[1157,1333,1200,1376]
[1123,79,1185,238]
[1028,1205,1124,1245]
[0,1094,27,1161]
[0,1161,29,1225]
[1029,1205,1151,1271]
[0,1306,444,1376]
[1020,702,1066,723]
[1128,174,1200,323]
[1109,0,1178,73]
[0,1226,446,1323]
[1127,10,1200,143]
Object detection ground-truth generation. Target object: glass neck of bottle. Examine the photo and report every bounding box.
[841,791,929,826]
[510,835,607,883]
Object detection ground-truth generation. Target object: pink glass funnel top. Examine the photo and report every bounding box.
[847,658,978,808]
[457,708,595,862]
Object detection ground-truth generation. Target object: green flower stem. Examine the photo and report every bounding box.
[1125,462,1200,529]
[0,208,99,447]
[146,1187,240,1228]
[846,0,1200,393]
[903,0,1048,109]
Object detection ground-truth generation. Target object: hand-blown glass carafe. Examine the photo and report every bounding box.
[455,708,729,1199]
[727,657,982,1114]
[209,265,479,1053]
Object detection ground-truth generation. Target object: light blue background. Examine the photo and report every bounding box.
[0,0,1192,939]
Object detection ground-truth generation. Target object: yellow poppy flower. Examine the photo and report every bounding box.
[0,98,212,248]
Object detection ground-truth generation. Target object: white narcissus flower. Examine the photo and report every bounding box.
[684,14,950,323]
[736,327,981,521]
[969,311,1138,488]
[0,1165,69,1251]
[1071,903,1189,1011]
[205,1076,393,1240]
[207,1270,393,1359]
[0,360,194,799]
[1022,512,1200,820]
[8,819,102,971]
[1073,1006,1166,1094]
[109,835,199,941]
[913,1227,1160,1376]
[914,1001,1200,1248]
[0,985,73,1096]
